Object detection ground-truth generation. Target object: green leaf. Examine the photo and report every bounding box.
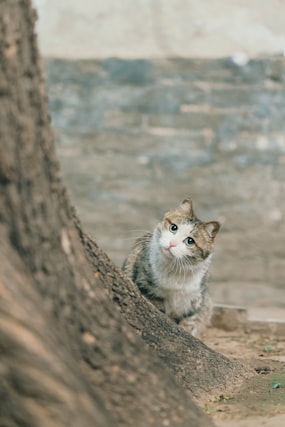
[272,382,281,389]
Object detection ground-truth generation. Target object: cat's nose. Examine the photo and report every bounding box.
[168,241,176,249]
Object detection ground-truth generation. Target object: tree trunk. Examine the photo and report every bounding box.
[0,1,250,426]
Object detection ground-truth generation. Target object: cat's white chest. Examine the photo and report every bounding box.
[156,268,205,316]
[149,229,212,318]
[157,266,205,292]
[164,289,197,319]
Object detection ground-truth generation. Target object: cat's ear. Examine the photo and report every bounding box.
[179,198,194,217]
[204,221,220,239]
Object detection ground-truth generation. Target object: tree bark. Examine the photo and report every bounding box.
[0,1,250,426]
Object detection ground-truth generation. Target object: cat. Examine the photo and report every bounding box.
[122,198,220,336]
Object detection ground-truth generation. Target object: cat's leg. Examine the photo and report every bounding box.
[178,295,213,337]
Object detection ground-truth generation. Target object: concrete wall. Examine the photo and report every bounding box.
[33,0,285,309]
[33,0,285,58]
[45,56,285,308]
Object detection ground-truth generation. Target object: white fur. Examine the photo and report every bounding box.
[149,224,211,318]
[158,223,194,259]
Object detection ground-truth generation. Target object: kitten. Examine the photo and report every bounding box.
[122,198,220,336]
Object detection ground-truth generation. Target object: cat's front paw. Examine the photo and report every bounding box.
[179,317,201,337]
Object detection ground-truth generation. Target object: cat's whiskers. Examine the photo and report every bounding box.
[174,258,183,278]
[165,257,178,276]
[176,257,185,281]
[178,256,195,279]
[170,256,187,282]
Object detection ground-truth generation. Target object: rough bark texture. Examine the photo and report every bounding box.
[0,1,250,426]
[82,232,250,397]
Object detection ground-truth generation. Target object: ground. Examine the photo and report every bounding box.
[201,325,285,427]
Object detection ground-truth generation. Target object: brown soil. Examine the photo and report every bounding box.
[201,327,285,427]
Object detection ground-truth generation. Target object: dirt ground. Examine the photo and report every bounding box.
[201,326,285,427]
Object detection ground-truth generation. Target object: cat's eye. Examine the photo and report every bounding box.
[185,237,195,247]
[169,223,178,233]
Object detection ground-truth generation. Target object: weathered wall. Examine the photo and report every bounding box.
[33,0,285,58]
[45,56,285,309]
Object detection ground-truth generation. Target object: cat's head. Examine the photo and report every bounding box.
[155,198,220,263]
